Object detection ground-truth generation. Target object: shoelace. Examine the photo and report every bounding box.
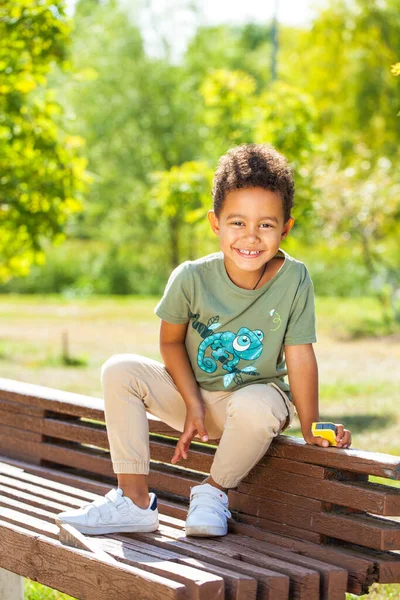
[189,493,231,518]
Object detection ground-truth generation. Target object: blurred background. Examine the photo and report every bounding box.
[1,2,400,438]
[0,2,399,597]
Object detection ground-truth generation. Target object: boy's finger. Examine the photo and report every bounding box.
[197,422,209,442]
[335,424,344,441]
[313,436,329,448]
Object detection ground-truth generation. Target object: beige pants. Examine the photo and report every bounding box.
[101,354,295,489]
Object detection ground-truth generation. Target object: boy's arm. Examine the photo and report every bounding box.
[159,320,203,408]
[285,343,351,448]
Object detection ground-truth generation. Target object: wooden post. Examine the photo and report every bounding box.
[0,568,24,600]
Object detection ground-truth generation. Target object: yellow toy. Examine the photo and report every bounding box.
[311,422,337,446]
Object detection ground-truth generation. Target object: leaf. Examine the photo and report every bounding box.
[223,373,236,388]
[208,323,221,330]
[207,315,220,327]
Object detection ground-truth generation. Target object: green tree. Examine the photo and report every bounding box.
[199,69,318,228]
[313,156,400,323]
[279,0,400,160]
[150,161,214,268]
[0,0,88,282]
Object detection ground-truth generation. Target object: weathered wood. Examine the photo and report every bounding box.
[123,532,290,600]
[229,521,377,594]
[59,525,225,600]
[59,523,118,563]
[314,511,400,551]
[229,489,321,528]
[0,519,186,600]
[270,436,400,481]
[232,510,323,544]
[99,535,257,600]
[240,470,400,515]
[147,522,321,600]
[0,400,46,417]
[223,534,348,600]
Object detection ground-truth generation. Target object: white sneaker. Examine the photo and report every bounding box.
[185,483,231,537]
[56,488,159,535]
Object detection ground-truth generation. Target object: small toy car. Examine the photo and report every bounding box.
[311,422,337,446]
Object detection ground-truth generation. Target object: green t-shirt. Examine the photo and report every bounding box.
[155,249,316,399]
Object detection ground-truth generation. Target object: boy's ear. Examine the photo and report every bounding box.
[281,217,295,240]
[208,210,220,236]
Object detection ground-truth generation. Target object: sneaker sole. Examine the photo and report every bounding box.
[55,518,159,535]
[185,525,227,537]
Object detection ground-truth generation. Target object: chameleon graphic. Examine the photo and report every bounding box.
[197,327,264,374]
[189,313,263,387]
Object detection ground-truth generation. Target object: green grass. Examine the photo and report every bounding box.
[0,293,398,600]
[25,580,76,600]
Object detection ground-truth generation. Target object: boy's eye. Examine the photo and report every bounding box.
[260,223,273,228]
[231,221,243,226]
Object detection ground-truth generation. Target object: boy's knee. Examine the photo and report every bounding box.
[100,354,142,387]
[227,390,284,434]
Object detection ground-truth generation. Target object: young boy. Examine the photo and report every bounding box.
[57,143,351,538]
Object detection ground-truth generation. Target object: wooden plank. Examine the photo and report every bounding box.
[3,455,395,594]
[0,399,46,417]
[0,519,186,600]
[0,494,61,524]
[229,490,322,525]
[232,511,323,544]
[0,483,79,513]
[150,522,320,600]
[0,465,255,600]
[0,433,43,464]
[270,436,400,481]
[327,542,400,586]
[0,474,86,509]
[120,532,290,600]
[0,378,105,420]
[59,523,118,562]
[240,470,400,516]
[59,525,225,600]
[224,534,348,600]
[230,487,323,513]
[0,424,42,443]
[314,511,400,551]
[229,521,376,595]
[100,535,257,600]
[0,461,100,502]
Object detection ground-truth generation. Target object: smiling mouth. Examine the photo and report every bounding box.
[235,249,263,257]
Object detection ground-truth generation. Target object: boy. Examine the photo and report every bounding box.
[57,143,351,538]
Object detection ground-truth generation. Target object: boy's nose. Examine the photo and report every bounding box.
[244,231,260,243]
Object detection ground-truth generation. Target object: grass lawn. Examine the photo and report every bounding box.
[0,293,399,599]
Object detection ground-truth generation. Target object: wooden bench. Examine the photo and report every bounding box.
[0,376,399,600]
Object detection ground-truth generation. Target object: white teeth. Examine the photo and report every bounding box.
[238,249,260,255]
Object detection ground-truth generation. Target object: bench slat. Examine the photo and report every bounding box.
[239,473,400,516]
[4,456,399,592]
[121,532,290,600]
[98,535,257,600]
[314,511,400,551]
[270,437,400,480]
[139,524,320,600]
[0,519,186,600]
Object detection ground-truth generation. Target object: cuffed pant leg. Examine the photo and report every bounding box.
[101,354,188,474]
[209,384,294,489]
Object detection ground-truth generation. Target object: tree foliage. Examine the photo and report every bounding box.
[0,0,88,282]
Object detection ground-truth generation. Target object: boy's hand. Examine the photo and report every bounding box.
[171,403,208,464]
[303,424,352,449]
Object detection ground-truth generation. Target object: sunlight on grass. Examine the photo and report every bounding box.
[25,580,77,600]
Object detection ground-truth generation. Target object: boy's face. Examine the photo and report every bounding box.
[208,187,294,279]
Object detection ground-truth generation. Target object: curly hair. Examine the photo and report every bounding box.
[211,144,294,222]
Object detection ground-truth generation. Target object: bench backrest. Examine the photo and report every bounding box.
[1,377,400,552]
